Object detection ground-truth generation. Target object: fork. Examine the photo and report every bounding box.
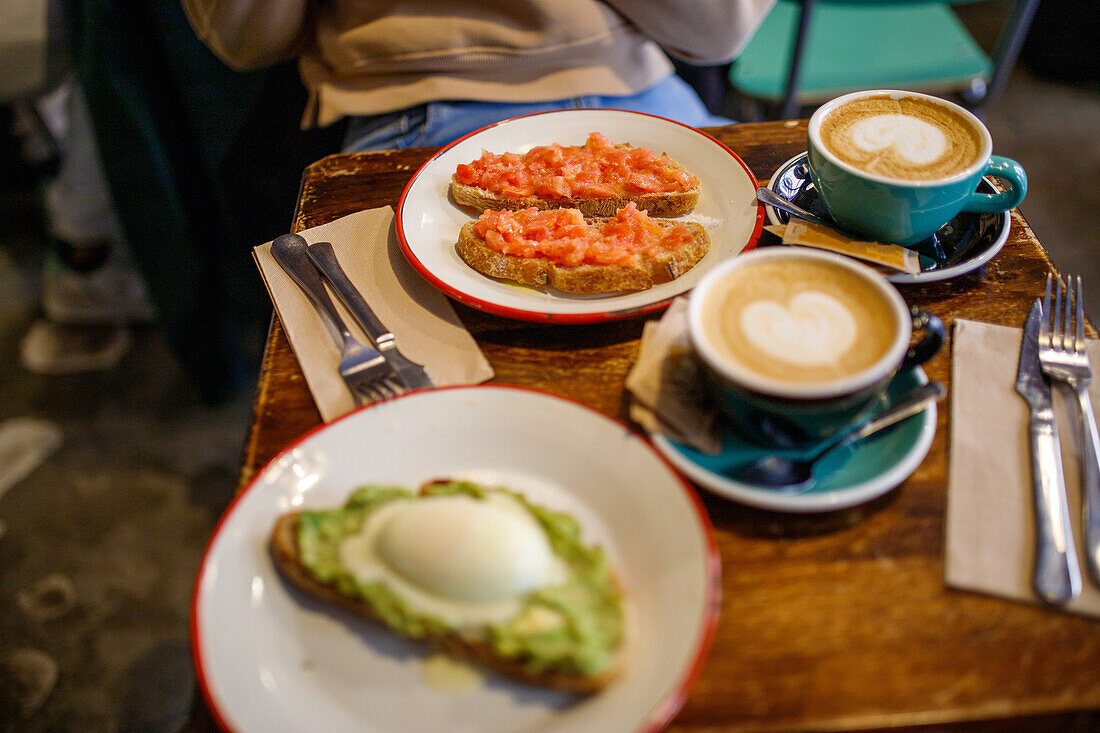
[271,234,403,405]
[1038,273,1100,584]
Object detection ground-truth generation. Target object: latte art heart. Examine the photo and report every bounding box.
[847,114,946,166]
[739,292,857,367]
[817,93,984,180]
[698,257,899,386]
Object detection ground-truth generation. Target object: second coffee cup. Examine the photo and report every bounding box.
[807,89,1027,246]
[688,248,943,448]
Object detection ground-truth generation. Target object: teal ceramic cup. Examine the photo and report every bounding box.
[807,90,1027,246]
[687,249,943,449]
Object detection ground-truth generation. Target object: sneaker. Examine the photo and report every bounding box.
[0,417,62,499]
[41,249,156,324]
[19,320,131,374]
[0,648,59,721]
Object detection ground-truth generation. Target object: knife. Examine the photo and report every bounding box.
[1015,298,1082,604]
[305,242,435,392]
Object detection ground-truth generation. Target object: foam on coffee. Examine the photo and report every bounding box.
[818,94,983,181]
[698,258,897,386]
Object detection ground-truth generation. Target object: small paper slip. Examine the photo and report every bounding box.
[624,298,721,454]
[946,318,1100,617]
[253,207,494,422]
[765,220,924,274]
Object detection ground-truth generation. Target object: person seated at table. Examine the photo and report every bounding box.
[181,0,775,153]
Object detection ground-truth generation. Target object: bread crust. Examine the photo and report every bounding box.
[452,177,699,218]
[455,218,710,295]
[268,512,622,693]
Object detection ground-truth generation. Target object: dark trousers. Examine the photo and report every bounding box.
[62,0,343,402]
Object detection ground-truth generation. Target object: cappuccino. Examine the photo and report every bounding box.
[697,257,897,387]
[818,94,983,181]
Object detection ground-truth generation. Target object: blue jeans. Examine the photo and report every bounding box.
[342,75,734,153]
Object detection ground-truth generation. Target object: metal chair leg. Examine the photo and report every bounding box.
[984,0,1042,108]
[780,0,817,120]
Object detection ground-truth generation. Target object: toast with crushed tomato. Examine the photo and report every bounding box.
[451,132,700,217]
[456,205,710,295]
[452,173,700,218]
[269,480,625,693]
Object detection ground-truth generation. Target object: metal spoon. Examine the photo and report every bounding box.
[731,381,946,494]
[756,187,833,228]
[271,233,346,346]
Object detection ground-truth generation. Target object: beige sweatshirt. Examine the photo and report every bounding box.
[181,0,773,127]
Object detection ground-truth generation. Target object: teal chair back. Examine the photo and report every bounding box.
[728,0,1041,120]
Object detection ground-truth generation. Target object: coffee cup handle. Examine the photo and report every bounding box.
[961,156,1027,214]
[900,306,945,371]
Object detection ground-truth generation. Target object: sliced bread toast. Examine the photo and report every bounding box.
[456,215,710,295]
[451,176,700,218]
[451,133,700,217]
[268,493,624,693]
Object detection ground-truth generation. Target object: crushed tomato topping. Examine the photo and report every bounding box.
[472,203,694,268]
[454,132,698,199]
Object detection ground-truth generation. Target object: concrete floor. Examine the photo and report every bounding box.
[1,57,1098,733]
[985,72,1100,313]
[0,184,252,727]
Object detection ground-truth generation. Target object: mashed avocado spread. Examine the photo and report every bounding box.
[295,481,622,676]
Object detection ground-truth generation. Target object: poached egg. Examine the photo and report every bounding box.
[338,493,568,628]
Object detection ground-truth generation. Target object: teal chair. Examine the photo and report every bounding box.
[728,0,1041,120]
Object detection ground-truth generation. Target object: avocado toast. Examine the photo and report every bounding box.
[269,479,625,692]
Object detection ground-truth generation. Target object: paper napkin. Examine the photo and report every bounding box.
[946,318,1100,617]
[624,298,722,454]
[253,207,494,422]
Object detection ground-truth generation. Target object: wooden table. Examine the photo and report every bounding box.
[193,120,1100,731]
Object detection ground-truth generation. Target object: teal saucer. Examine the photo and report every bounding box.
[650,368,937,513]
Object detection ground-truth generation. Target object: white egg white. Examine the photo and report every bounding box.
[338,493,568,628]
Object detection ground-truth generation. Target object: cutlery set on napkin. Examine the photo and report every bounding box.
[253,207,493,422]
[1014,276,1100,603]
[947,277,1100,617]
[271,233,433,403]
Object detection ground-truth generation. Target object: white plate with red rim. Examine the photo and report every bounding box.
[192,385,721,733]
[396,108,764,323]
